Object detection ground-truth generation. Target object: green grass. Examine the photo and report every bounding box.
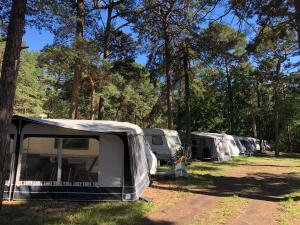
[1,201,153,225]
[278,196,300,225]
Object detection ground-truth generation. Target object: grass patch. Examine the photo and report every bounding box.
[1,201,153,225]
[278,195,300,225]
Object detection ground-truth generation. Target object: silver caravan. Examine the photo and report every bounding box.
[143,128,182,161]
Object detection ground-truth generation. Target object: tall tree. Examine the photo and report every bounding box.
[0,0,27,209]
[251,26,298,156]
[69,0,85,119]
[197,23,248,134]
[294,0,300,49]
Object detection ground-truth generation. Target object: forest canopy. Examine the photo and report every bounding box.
[0,0,299,152]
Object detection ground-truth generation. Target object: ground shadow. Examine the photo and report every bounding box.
[153,171,300,203]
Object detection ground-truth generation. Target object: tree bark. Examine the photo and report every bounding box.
[89,76,96,120]
[294,0,300,50]
[98,96,105,120]
[251,114,257,138]
[184,39,191,146]
[274,60,281,157]
[163,21,173,129]
[0,0,27,210]
[68,0,84,119]
[255,79,263,151]
[225,61,233,133]
[103,6,113,59]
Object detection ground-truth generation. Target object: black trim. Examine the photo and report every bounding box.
[13,192,122,201]
[121,135,133,188]
[14,185,123,193]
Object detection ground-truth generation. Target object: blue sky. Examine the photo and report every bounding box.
[23,7,299,69]
[24,25,149,65]
[23,5,234,66]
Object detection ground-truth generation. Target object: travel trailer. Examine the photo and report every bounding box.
[233,136,246,155]
[4,116,156,201]
[185,132,233,162]
[239,137,257,155]
[143,128,182,161]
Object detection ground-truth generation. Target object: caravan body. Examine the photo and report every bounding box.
[143,128,182,161]
[189,132,232,161]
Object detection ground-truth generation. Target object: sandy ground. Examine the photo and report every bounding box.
[141,160,300,225]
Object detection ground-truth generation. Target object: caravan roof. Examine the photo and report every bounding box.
[14,116,143,135]
[143,128,179,137]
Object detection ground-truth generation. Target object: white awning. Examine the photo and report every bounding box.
[13,116,143,135]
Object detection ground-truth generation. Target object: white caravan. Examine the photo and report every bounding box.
[143,128,182,161]
[233,136,246,155]
[239,137,257,154]
[5,116,156,201]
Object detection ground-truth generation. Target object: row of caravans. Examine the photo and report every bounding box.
[144,128,264,162]
[4,115,265,202]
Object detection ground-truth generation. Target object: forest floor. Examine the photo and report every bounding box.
[2,152,300,225]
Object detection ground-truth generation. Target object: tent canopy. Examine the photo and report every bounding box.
[13,115,143,135]
[4,116,150,202]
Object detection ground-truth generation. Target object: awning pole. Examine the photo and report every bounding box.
[57,138,63,182]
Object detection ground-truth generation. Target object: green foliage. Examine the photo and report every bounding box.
[14,50,47,116]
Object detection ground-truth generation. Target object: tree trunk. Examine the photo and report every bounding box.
[68,0,84,119]
[256,79,263,151]
[287,125,292,152]
[89,76,96,120]
[184,39,191,146]
[225,61,233,133]
[103,6,113,59]
[0,0,27,210]
[251,114,257,138]
[294,0,300,50]
[274,60,281,157]
[98,96,105,120]
[163,22,173,129]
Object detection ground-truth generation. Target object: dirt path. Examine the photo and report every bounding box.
[143,192,218,225]
[142,161,299,225]
[229,199,282,225]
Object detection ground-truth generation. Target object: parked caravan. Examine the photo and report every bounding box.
[4,116,155,201]
[143,128,182,161]
[225,135,240,157]
[239,137,256,155]
[187,132,232,162]
[233,136,246,155]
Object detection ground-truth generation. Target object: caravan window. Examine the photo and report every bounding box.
[152,135,163,145]
[20,137,99,183]
[61,138,99,182]
[20,137,57,181]
[54,138,89,150]
[168,136,181,145]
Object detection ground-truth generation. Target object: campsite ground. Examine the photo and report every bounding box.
[1,152,300,225]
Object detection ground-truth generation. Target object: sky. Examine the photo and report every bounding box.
[24,24,149,65]
[23,5,235,66]
[23,7,299,69]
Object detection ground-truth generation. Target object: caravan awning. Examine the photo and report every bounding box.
[12,115,143,135]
